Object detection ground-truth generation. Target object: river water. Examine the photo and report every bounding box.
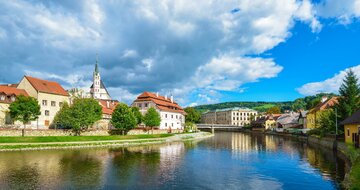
[0,132,349,190]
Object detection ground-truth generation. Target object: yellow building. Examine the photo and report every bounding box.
[17,76,70,129]
[306,97,338,129]
[341,110,360,144]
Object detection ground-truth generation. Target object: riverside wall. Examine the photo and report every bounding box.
[0,128,183,136]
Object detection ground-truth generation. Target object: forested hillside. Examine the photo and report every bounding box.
[193,93,336,113]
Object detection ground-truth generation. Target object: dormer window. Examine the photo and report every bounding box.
[11,96,16,102]
[0,95,5,101]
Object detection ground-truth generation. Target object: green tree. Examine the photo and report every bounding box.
[70,98,102,135]
[267,106,281,114]
[318,109,337,134]
[52,102,72,129]
[337,69,360,121]
[9,95,41,135]
[184,107,201,123]
[111,103,137,134]
[131,107,143,125]
[292,98,306,111]
[143,108,161,133]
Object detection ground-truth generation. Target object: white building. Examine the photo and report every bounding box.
[131,92,185,130]
[201,107,258,126]
[90,58,111,100]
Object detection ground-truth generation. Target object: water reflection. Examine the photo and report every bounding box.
[0,132,349,190]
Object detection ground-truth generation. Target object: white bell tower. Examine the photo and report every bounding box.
[92,55,101,99]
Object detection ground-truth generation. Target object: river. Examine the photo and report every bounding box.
[0,132,349,190]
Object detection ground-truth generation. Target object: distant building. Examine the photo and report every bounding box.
[276,112,300,129]
[251,114,280,130]
[90,58,111,100]
[0,85,29,126]
[131,92,185,130]
[298,111,308,129]
[306,96,338,129]
[201,107,258,126]
[340,109,360,144]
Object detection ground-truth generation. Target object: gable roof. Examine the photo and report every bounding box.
[0,86,28,104]
[133,92,185,114]
[309,97,338,114]
[98,99,119,115]
[24,76,69,96]
[0,86,28,96]
[340,110,360,125]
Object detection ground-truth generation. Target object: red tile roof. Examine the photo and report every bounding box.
[24,76,69,96]
[0,86,28,96]
[133,92,185,114]
[309,97,338,113]
[0,86,28,104]
[98,99,119,115]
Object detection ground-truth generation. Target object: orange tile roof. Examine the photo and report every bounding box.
[98,99,119,115]
[0,86,29,104]
[25,76,69,96]
[309,96,338,113]
[134,92,185,114]
[0,86,28,96]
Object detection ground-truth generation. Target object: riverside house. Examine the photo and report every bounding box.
[17,76,70,129]
[306,96,338,129]
[0,85,29,126]
[251,114,280,130]
[131,92,185,130]
[341,110,360,144]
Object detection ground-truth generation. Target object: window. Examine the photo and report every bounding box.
[45,110,50,116]
[165,114,167,118]
[51,101,56,106]
[145,103,148,107]
[10,96,16,101]
[165,123,167,127]
[176,115,178,119]
[348,128,350,137]
[42,100,47,106]
[59,102,63,107]
[172,123,174,127]
[0,95,5,101]
[171,115,173,119]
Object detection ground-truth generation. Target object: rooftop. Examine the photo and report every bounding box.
[24,76,69,96]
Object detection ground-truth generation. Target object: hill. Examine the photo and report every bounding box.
[193,93,337,113]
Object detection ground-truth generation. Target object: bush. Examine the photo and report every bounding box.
[184,122,198,133]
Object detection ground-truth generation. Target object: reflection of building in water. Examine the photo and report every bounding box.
[231,133,257,153]
[265,135,277,151]
[158,143,185,182]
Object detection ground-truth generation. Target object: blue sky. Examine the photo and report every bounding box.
[0,0,360,106]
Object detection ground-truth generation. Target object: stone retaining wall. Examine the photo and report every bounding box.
[0,129,183,136]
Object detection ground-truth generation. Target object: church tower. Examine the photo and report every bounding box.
[90,55,111,100]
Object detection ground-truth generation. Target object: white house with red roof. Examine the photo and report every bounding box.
[131,92,185,130]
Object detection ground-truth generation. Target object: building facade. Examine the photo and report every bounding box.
[131,92,185,130]
[306,96,338,129]
[0,85,29,126]
[340,110,360,144]
[17,76,70,129]
[201,107,258,126]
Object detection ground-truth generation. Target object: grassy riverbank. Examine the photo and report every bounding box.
[0,132,213,151]
[0,134,173,143]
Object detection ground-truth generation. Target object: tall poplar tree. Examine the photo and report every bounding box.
[337,69,360,121]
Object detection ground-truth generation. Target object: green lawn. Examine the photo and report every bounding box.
[0,134,173,143]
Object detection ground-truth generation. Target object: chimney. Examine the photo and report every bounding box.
[156,92,159,97]
[170,95,174,103]
[106,101,110,108]
[165,95,167,100]
[321,96,328,103]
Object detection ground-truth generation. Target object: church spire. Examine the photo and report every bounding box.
[95,54,99,74]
